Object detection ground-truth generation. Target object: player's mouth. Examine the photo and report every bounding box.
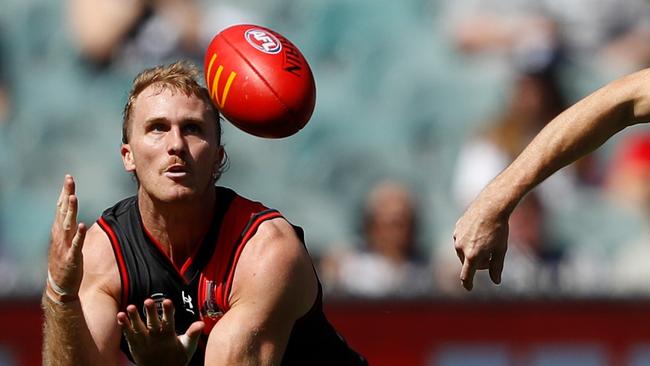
[164,164,189,179]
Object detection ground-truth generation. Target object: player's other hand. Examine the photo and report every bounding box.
[117,298,205,366]
[453,198,509,291]
[46,175,87,301]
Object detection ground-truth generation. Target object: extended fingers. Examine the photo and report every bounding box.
[117,311,132,332]
[161,299,175,331]
[56,176,69,213]
[460,259,477,291]
[180,321,205,357]
[454,233,477,290]
[56,175,75,218]
[453,233,462,261]
[126,304,147,335]
[70,223,87,257]
[489,246,507,285]
[184,321,205,340]
[118,306,147,347]
[63,195,78,233]
[144,299,162,331]
[461,246,496,290]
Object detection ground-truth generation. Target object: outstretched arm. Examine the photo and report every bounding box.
[42,175,122,365]
[454,68,650,291]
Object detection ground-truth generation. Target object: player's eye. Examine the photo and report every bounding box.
[148,122,168,133]
[183,123,203,135]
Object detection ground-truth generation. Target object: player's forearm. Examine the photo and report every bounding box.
[42,294,106,366]
[482,68,650,214]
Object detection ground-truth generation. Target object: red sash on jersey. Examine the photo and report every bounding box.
[198,195,282,334]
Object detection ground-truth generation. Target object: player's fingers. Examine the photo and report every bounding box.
[179,321,205,357]
[126,304,147,335]
[55,176,69,216]
[67,175,76,195]
[460,259,477,291]
[453,233,465,264]
[117,312,132,332]
[118,311,144,348]
[185,321,205,339]
[161,299,175,332]
[63,195,78,234]
[144,299,161,330]
[69,223,87,258]
[489,246,507,285]
[59,176,74,217]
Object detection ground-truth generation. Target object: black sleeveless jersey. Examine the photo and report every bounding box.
[97,186,368,366]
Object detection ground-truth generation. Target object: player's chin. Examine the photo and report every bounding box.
[164,180,215,202]
[159,184,199,203]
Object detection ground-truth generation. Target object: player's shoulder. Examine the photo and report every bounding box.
[251,218,305,261]
[83,222,113,256]
[233,217,317,311]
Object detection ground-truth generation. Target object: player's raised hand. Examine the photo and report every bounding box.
[453,197,510,291]
[46,175,87,303]
[117,299,205,366]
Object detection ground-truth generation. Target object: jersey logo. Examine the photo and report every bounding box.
[182,290,195,315]
[147,292,196,316]
[201,280,224,320]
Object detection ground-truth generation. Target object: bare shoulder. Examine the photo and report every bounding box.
[251,218,308,260]
[80,222,120,302]
[230,217,318,317]
[245,218,314,279]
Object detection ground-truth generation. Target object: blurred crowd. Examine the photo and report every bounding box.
[2,0,650,300]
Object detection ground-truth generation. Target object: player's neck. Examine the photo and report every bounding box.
[137,188,216,265]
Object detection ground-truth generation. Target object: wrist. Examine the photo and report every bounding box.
[480,177,523,218]
[45,285,79,305]
[45,271,79,305]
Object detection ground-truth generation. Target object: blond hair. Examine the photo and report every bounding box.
[122,61,221,143]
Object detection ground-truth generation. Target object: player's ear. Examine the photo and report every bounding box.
[121,144,135,172]
[215,145,225,166]
[212,145,225,178]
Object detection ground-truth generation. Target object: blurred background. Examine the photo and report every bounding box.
[3,0,650,365]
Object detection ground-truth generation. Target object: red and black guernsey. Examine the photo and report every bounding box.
[97,186,367,366]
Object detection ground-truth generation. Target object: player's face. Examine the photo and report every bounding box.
[121,85,222,203]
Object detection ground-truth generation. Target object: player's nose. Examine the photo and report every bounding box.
[167,126,187,155]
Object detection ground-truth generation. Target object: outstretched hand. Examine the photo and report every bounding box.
[117,298,205,366]
[453,198,510,291]
[46,175,87,303]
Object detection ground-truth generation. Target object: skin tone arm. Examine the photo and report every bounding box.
[43,176,123,365]
[453,68,650,291]
[44,176,204,366]
[204,218,319,365]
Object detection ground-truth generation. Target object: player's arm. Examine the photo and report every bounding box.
[204,218,318,365]
[42,176,122,365]
[454,68,650,291]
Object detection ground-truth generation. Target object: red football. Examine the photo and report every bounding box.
[204,24,316,138]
